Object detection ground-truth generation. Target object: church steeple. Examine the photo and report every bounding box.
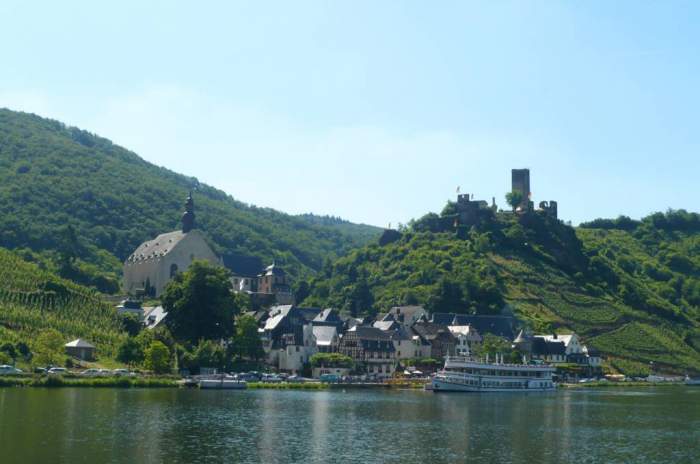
[182,192,195,233]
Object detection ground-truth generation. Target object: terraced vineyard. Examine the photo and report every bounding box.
[0,248,126,358]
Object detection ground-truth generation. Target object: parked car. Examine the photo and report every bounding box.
[112,369,134,377]
[235,372,262,382]
[261,373,282,383]
[0,365,23,376]
[47,367,68,375]
[319,374,341,383]
[287,375,306,383]
[34,367,47,374]
[80,368,102,377]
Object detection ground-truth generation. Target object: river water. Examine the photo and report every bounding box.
[1,387,698,463]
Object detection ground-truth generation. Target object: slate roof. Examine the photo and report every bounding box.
[127,230,187,262]
[431,314,516,340]
[388,306,427,325]
[411,322,454,341]
[222,254,263,277]
[313,326,338,346]
[348,326,393,341]
[373,320,399,331]
[313,308,343,325]
[264,305,295,331]
[144,306,168,329]
[531,338,566,356]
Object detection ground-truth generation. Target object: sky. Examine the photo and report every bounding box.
[1,1,698,227]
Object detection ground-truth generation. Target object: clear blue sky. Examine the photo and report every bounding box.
[1,1,698,227]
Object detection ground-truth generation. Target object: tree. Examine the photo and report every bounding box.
[162,260,240,343]
[505,191,524,211]
[120,312,143,337]
[33,329,65,366]
[310,352,353,368]
[116,338,144,366]
[0,342,17,362]
[144,341,171,374]
[231,315,264,361]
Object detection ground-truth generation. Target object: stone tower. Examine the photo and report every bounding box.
[182,192,195,233]
[511,169,531,210]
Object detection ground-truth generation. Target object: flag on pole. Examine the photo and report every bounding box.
[456,186,461,194]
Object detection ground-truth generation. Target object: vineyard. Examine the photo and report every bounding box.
[0,248,126,359]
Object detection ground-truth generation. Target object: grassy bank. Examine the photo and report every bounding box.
[0,375,178,388]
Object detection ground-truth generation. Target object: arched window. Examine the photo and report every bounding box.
[170,263,179,278]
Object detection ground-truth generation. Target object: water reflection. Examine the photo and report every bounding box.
[0,388,698,463]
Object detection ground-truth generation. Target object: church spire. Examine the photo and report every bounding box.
[182,191,195,233]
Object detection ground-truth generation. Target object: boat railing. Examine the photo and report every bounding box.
[444,356,554,369]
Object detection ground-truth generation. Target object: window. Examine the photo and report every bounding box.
[169,263,179,277]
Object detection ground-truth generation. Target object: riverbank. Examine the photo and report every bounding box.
[0,375,179,388]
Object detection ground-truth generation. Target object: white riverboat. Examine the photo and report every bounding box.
[431,356,556,392]
[686,376,700,386]
[199,375,247,390]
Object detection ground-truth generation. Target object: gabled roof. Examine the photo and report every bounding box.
[313,308,342,324]
[65,339,95,348]
[389,306,427,323]
[373,320,399,331]
[144,306,168,329]
[263,305,294,331]
[313,326,338,346]
[127,230,188,262]
[412,322,454,341]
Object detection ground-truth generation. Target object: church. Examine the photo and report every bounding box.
[123,193,219,297]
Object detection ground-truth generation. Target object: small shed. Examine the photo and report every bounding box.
[65,339,96,361]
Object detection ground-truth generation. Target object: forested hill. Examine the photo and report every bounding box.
[303,209,700,375]
[0,109,381,291]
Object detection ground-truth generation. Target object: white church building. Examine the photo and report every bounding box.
[123,193,219,297]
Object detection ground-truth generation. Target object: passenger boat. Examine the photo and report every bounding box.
[431,355,556,392]
[198,375,247,390]
[685,375,700,386]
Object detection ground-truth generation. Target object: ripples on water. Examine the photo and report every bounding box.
[0,387,698,464]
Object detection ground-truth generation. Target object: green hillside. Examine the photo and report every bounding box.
[0,247,126,361]
[303,209,700,375]
[0,108,382,292]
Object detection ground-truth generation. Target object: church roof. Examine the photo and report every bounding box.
[127,230,189,263]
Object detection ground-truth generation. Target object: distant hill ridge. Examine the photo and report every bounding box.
[0,108,382,291]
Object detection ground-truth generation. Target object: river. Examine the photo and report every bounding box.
[1,387,698,463]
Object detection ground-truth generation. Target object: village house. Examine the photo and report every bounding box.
[338,326,396,379]
[65,339,96,361]
[312,325,340,353]
[411,321,457,360]
[448,325,482,356]
[260,305,321,373]
[123,193,220,297]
